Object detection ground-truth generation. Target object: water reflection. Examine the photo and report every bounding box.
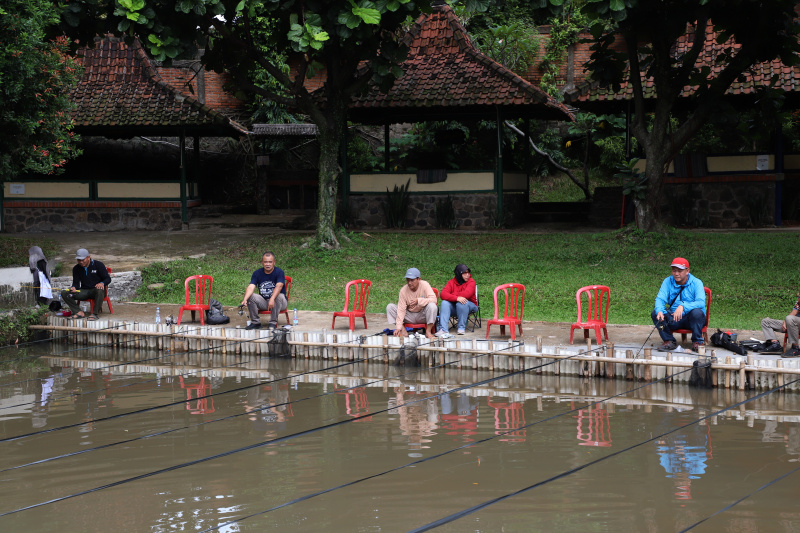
[0,347,799,532]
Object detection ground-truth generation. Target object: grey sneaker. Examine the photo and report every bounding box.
[659,340,678,351]
[457,329,466,335]
[435,329,449,338]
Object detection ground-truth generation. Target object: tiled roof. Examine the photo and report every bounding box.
[251,124,318,137]
[564,24,800,108]
[71,36,248,136]
[347,5,572,122]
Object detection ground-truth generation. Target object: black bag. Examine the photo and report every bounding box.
[393,340,420,366]
[689,357,714,388]
[710,329,747,355]
[205,299,230,325]
[268,329,291,357]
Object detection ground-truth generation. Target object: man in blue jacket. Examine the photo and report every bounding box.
[651,257,706,352]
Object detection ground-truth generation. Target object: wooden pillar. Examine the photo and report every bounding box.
[179,129,188,226]
[495,107,504,220]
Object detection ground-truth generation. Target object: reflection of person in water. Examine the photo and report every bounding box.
[244,375,290,446]
[655,415,713,500]
[31,374,55,429]
[389,385,438,456]
[439,391,479,442]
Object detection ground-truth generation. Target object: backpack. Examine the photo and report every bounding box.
[710,329,747,355]
[205,299,230,325]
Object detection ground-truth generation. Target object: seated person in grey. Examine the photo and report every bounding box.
[241,251,287,330]
[62,248,111,320]
[386,268,438,339]
[757,293,800,358]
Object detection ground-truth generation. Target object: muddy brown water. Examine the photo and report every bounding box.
[1,341,799,532]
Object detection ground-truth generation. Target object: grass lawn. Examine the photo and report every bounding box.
[135,228,799,331]
[0,236,60,270]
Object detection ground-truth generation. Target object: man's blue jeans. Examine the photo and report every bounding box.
[439,300,478,332]
[651,309,706,343]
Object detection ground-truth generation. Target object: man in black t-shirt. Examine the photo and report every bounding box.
[240,251,287,330]
[62,248,111,320]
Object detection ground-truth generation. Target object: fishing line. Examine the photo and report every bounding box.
[0,331,443,443]
[0,340,533,515]
[0,337,521,474]
[0,322,128,360]
[407,377,800,533]
[199,365,694,532]
[679,465,800,531]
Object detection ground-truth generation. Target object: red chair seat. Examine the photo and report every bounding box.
[332,279,372,330]
[177,275,213,325]
[258,275,293,323]
[673,287,712,344]
[570,285,610,344]
[486,283,525,340]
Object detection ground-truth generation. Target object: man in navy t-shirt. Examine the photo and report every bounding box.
[240,251,287,330]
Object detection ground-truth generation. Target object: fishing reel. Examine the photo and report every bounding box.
[238,304,245,316]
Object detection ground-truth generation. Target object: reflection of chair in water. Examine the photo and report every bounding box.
[488,398,526,442]
[336,386,372,422]
[179,376,215,414]
[571,402,611,447]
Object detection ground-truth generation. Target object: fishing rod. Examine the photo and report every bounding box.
[0,330,445,443]
[407,376,800,533]
[201,364,696,532]
[2,341,624,518]
[0,336,524,475]
[679,465,800,531]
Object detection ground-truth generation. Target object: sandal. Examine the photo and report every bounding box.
[87,314,99,321]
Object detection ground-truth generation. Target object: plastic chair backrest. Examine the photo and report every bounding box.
[343,279,371,313]
[576,285,610,324]
[492,283,525,321]
[284,276,293,301]
[702,287,711,327]
[184,275,213,306]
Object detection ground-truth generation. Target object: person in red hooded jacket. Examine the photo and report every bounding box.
[436,264,478,336]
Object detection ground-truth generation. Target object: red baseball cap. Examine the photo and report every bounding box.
[671,257,689,270]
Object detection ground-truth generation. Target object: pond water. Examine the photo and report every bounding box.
[0,341,799,532]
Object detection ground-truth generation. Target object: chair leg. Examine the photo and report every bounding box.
[603,327,609,341]
[518,323,523,338]
[594,327,602,345]
[177,310,183,325]
[332,316,337,329]
[569,326,575,344]
[363,316,368,329]
[681,333,687,342]
[106,299,114,314]
[485,325,491,339]
[349,316,355,331]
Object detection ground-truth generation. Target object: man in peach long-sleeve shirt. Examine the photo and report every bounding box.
[386,267,439,338]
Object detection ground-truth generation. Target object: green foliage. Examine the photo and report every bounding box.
[538,13,583,98]
[615,158,646,201]
[0,308,46,345]
[135,230,800,330]
[474,21,540,75]
[434,195,459,229]
[381,178,411,228]
[0,0,82,179]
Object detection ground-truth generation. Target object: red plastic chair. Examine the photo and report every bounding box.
[405,288,439,330]
[570,285,611,344]
[332,279,372,330]
[485,283,525,340]
[177,275,213,325]
[673,287,712,344]
[82,267,114,314]
[258,275,293,324]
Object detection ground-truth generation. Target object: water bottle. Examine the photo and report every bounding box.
[155,306,161,325]
[292,308,298,327]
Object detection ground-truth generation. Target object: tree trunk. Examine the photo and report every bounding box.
[314,104,346,250]
[633,141,671,232]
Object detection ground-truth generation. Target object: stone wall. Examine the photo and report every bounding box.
[346,192,527,229]
[51,271,143,301]
[661,181,776,228]
[3,206,183,233]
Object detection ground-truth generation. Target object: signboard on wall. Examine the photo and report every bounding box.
[9,183,24,195]
[756,155,769,171]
